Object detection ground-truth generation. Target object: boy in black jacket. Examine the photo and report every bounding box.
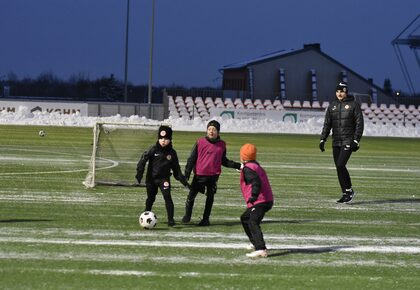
[182,120,241,226]
[136,125,189,226]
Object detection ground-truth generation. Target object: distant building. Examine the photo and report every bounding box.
[220,43,393,104]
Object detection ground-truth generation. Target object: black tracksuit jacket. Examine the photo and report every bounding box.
[320,95,364,147]
[136,142,187,185]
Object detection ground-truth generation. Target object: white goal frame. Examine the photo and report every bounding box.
[83,121,161,188]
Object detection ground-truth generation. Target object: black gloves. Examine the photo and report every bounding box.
[350,140,360,152]
[184,171,191,182]
[135,173,142,184]
[247,195,258,204]
[180,176,190,189]
[319,140,325,152]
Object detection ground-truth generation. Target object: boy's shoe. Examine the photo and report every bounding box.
[246,249,268,258]
[343,190,356,204]
[181,216,191,223]
[336,194,347,203]
[168,220,176,227]
[198,219,210,226]
[246,244,255,250]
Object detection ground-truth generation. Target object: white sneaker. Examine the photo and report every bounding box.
[246,249,268,258]
[246,244,255,250]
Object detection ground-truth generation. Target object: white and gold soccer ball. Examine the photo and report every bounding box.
[139,211,157,229]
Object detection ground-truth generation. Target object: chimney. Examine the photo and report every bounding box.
[303,43,321,50]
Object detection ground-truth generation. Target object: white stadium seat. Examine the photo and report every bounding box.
[246,103,255,109]
[311,101,321,109]
[388,104,397,111]
[263,99,273,107]
[234,98,243,106]
[244,98,253,106]
[360,102,369,110]
[282,100,292,108]
[255,103,265,110]
[302,101,311,109]
[370,103,378,110]
[379,103,387,111]
[254,99,263,106]
[292,100,302,108]
[272,99,281,107]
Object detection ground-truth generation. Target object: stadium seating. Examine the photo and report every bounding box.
[167,95,419,126]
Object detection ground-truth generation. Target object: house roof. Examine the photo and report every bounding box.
[221,48,295,70]
[220,44,387,94]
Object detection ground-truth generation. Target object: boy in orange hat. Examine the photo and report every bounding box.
[239,143,274,258]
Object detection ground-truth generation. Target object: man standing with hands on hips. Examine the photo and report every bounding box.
[319,82,364,203]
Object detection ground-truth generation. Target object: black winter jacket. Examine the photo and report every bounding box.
[136,142,187,185]
[320,95,364,147]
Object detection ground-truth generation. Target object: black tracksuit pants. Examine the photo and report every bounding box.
[240,201,273,251]
[184,175,218,221]
[333,146,353,193]
[145,178,174,222]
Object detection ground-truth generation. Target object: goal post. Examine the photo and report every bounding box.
[83,122,162,188]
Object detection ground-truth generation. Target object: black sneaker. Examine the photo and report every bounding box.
[168,220,176,227]
[198,219,210,226]
[343,190,356,203]
[182,215,191,223]
[336,194,347,203]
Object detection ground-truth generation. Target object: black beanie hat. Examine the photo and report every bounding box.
[336,82,348,92]
[207,120,220,132]
[158,125,172,140]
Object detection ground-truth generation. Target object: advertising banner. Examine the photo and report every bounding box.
[0,100,88,116]
[209,108,324,123]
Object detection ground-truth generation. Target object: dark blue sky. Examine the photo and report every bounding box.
[1,0,419,93]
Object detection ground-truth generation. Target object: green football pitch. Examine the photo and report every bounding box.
[0,125,419,289]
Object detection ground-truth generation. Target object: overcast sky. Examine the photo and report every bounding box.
[1,0,419,93]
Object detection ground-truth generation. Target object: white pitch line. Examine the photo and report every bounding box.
[262,164,420,173]
[3,228,419,245]
[1,237,419,254]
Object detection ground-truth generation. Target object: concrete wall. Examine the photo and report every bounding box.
[0,98,165,120]
[87,102,165,120]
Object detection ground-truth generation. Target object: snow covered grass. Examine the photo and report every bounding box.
[0,125,419,289]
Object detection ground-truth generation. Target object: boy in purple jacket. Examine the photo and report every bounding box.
[239,143,274,258]
[182,120,241,226]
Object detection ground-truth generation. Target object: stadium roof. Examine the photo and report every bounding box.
[220,48,295,70]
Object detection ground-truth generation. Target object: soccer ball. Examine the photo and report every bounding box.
[39,130,45,137]
[139,211,157,229]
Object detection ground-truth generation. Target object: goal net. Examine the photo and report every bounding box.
[83,122,161,188]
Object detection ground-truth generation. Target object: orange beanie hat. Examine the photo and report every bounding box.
[240,143,257,161]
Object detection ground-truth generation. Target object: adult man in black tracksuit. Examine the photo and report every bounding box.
[319,82,364,203]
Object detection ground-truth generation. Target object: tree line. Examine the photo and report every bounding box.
[0,72,180,103]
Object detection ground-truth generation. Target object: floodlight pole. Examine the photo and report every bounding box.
[147,0,156,118]
[123,0,130,102]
